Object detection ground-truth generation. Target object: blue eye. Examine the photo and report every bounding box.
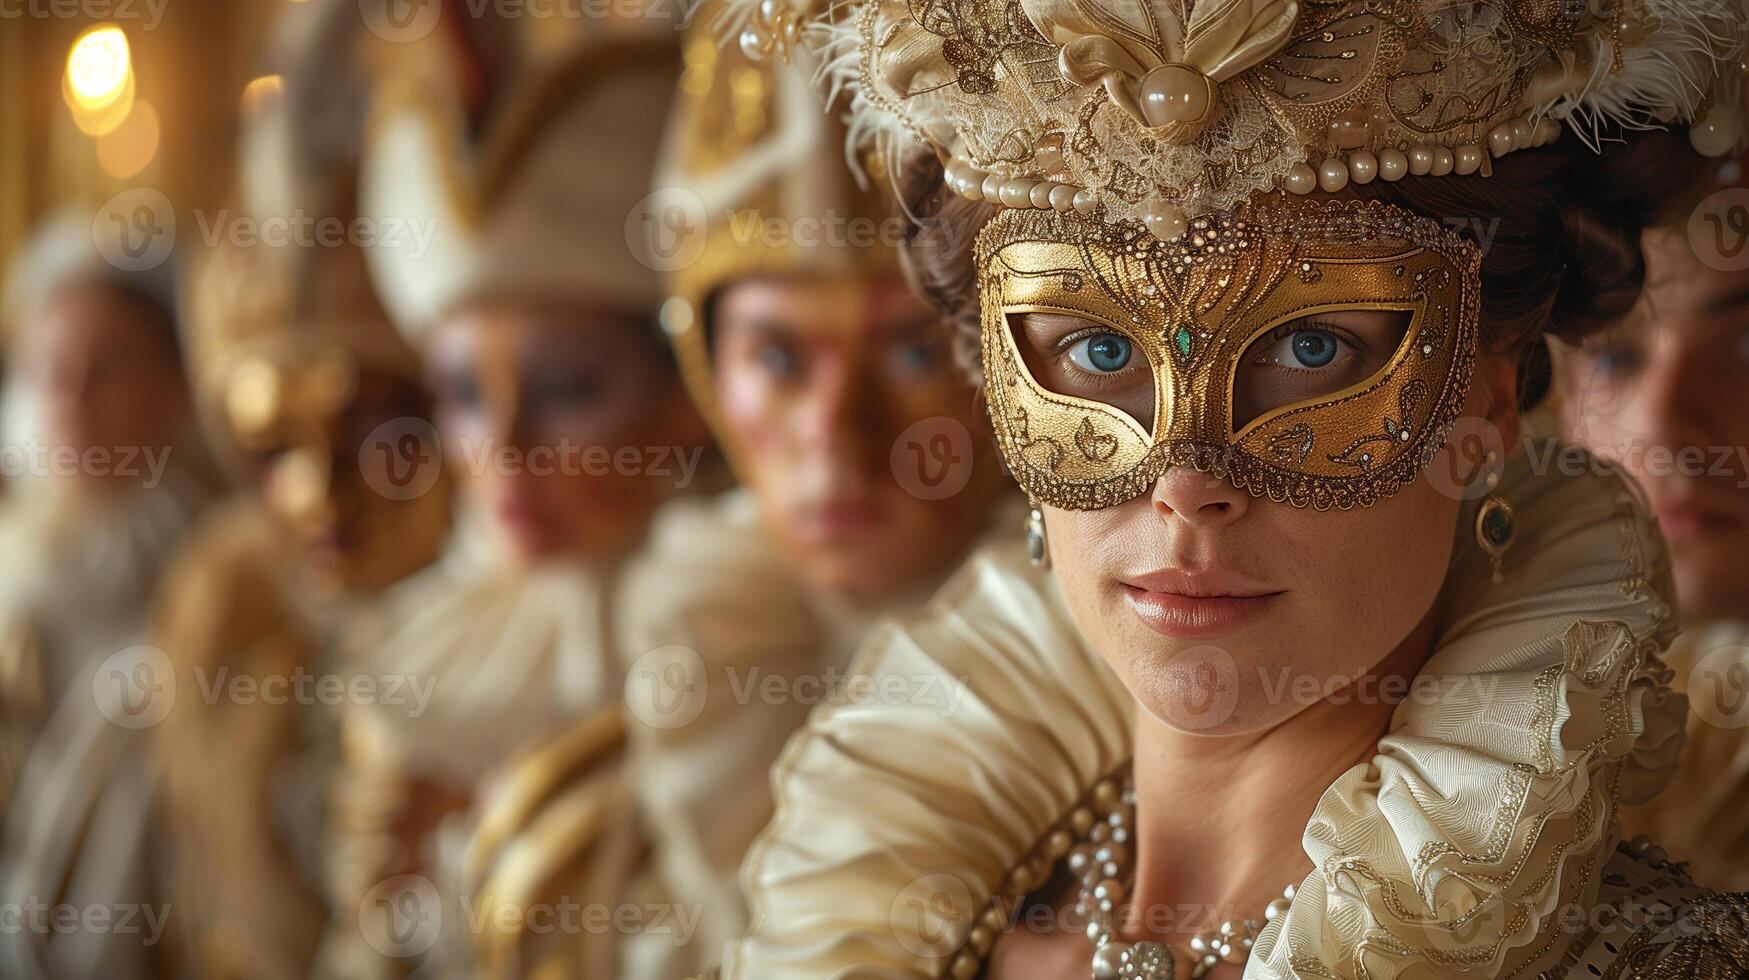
[1291,330,1338,368]
[1257,328,1346,370]
[756,342,800,378]
[1068,333,1133,373]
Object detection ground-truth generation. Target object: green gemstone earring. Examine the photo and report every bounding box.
[1026,505,1050,569]
[1476,495,1516,584]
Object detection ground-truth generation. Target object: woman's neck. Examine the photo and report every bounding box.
[1121,611,1437,945]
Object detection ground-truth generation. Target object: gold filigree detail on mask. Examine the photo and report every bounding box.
[978,194,1481,510]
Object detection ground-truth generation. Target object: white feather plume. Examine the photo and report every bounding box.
[1544,0,1746,150]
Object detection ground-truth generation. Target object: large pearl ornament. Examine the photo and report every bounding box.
[1378,148,1408,181]
[1407,146,1434,176]
[1137,64,1219,142]
[1034,133,1068,174]
[1317,157,1350,192]
[1349,150,1379,184]
[959,170,986,201]
[1430,146,1455,176]
[1282,162,1318,194]
[1091,942,1128,979]
[1488,123,1517,158]
[738,26,775,60]
[1143,203,1189,241]
[1691,102,1744,157]
[1454,144,1484,175]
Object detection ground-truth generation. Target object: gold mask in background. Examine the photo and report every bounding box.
[980,196,1481,511]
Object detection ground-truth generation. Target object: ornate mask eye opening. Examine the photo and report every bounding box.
[1006,310,1160,432]
[1230,307,1413,432]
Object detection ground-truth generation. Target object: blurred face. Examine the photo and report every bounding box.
[712,275,1003,600]
[1558,228,1749,623]
[1020,300,1518,734]
[228,346,450,595]
[24,283,189,487]
[427,304,703,565]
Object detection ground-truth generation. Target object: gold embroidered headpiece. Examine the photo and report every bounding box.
[652,0,904,455]
[736,0,1745,236]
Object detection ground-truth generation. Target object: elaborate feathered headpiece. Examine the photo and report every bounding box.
[733,0,1748,238]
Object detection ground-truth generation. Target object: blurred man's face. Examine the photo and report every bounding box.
[711,275,1004,601]
[426,304,704,565]
[1558,228,1749,622]
[25,282,189,486]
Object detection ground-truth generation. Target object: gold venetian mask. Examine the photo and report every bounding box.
[980,195,1481,510]
[221,339,451,595]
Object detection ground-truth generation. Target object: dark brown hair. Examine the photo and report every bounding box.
[898,127,1710,409]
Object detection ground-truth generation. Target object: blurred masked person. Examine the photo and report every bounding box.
[1556,159,1749,889]
[457,14,1017,977]
[314,10,704,979]
[0,213,216,980]
[147,4,453,976]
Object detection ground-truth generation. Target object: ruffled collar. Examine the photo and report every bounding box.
[724,437,1682,979]
[343,518,618,787]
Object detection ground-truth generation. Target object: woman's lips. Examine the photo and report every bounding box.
[791,498,885,543]
[1653,495,1744,542]
[1120,568,1285,639]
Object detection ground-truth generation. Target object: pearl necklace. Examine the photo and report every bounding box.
[1071,779,1296,979]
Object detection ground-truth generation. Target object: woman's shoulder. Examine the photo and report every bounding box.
[619,490,822,663]
[1553,836,1749,978]
[723,540,1130,979]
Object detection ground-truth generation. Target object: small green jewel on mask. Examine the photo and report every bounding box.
[1174,326,1194,357]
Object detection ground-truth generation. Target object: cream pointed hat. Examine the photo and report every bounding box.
[360,6,685,338]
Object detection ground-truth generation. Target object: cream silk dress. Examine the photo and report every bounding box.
[0,468,213,980]
[454,489,1027,979]
[718,440,1749,977]
[314,513,622,980]
[1621,619,1749,893]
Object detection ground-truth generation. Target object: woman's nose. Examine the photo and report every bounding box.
[1151,464,1249,526]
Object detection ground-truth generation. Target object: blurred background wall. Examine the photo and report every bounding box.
[0,0,285,304]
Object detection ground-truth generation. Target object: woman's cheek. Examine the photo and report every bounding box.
[718,368,788,461]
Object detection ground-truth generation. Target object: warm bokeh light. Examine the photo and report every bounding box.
[96,99,161,179]
[241,75,285,116]
[64,68,136,137]
[66,26,131,110]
